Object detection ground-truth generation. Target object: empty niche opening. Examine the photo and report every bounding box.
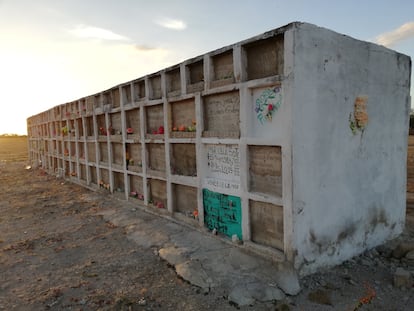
[129,175,144,200]
[71,101,78,114]
[80,164,87,181]
[250,200,283,250]
[133,80,146,101]
[211,50,234,88]
[111,88,120,108]
[80,99,85,114]
[146,104,164,136]
[44,124,49,137]
[78,142,85,159]
[149,75,162,100]
[63,141,69,156]
[64,161,70,177]
[203,91,240,138]
[147,143,166,176]
[103,91,111,108]
[113,171,124,194]
[86,96,94,113]
[49,123,55,137]
[85,116,94,137]
[126,143,142,173]
[54,106,60,119]
[112,142,124,169]
[90,166,97,185]
[170,143,197,176]
[61,120,67,137]
[166,67,181,96]
[248,145,282,197]
[68,120,75,135]
[76,119,84,137]
[94,94,101,110]
[125,108,140,139]
[70,161,77,177]
[52,158,58,172]
[122,84,132,105]
[109,112,122,137]
[99,142,109,164]
[148,179,167,209]
[244,35,284,81]
[173,184,198,218]
[96,114,106,136]
[64,103,72,118]
[186,59,204,93]
[53,121,60,137]
[51,140,57,154]
[169,99,196,138]
[99,168,110,190]
[87,143,96,163]
[70,142,76,157]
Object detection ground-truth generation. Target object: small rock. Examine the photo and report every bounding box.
[307,289,332,306]
[392,242,414,259]
[405,250,414,260]
[231,234,242,245]
[228,285,255,306]
[275,302,291,311]
[318,279,327,287]
[370,248,379,257]
[360,258,372,267]
[376,244,393,258]
[138,298,147,306]
[274,264,301,296]
[393,267,413,289]
[247,282,285,302]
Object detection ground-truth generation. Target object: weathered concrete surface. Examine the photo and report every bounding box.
[289,23,412,275]
[96,203,300,306]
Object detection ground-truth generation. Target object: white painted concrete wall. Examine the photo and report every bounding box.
[27,22,412,276]
[290,23,412,274]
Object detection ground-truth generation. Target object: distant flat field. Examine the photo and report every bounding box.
[0,136,28,162]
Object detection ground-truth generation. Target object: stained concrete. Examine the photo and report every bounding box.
[28,22,412,277]
[288,23,412,275]
[96,200,300,306]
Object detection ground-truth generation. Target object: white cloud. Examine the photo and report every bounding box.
[374,21,414,47]
[155,18,187,30]
[68,24,129,41]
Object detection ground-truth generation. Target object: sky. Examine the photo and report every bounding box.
[0,0,413,135]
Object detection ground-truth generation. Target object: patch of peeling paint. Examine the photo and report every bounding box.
[349,95,368,134]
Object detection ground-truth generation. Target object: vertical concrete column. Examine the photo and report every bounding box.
[104,111,113,192]
[180,63,187,96]
[139,90,148,205]
[203,54,211,91]
[281,28,295,261]
[194,93,204,225]
[164,98,172,213]
[239,85,250,241]
[233,45,243,83]
[120,85,129,200]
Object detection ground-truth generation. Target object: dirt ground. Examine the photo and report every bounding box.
[1,137,414,310]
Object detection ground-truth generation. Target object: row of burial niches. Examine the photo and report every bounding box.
[52,141,284,252]
[46,84,285,142]
[31,34,284,125]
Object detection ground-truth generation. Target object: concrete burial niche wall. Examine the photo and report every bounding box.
[289,23,412,274]
[27,22,411,275]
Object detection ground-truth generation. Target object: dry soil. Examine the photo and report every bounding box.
[1,137,414,311]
